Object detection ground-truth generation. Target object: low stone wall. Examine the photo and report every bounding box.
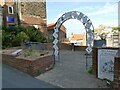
[46,43,87,51]
[2,53,54,76]
[75,46,87,51]
[59,43,71,50]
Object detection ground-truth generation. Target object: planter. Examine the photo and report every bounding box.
[2,53,54,76]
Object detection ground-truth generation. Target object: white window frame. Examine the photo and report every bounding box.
[8,6,14,14]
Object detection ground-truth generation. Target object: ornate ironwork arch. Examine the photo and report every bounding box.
[53,11,94,61]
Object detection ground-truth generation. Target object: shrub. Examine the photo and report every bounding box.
[16,32,29,45]
[35,31,47,43]
[2,31,13,48]
[2,26,47,49]
[87,67,93,74]
[24,26,47,43]
[11,32,29,46]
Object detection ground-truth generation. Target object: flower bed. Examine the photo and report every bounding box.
[2,49,54,76]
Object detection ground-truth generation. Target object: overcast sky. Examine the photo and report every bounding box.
[46,0,119,37]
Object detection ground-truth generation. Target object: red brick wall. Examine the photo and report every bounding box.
[92,48,98,76]
[29,55,54,76]
[113,56,120,89]
[75,46,87,51]
[2,4,18,27]
[2,54,54,76]
[47,29,66,42]
[46,43,87,51]
[59,43,71,50]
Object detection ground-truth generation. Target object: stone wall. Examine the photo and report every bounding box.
[19,1,47,37]
[2,53,54,76]
[20,1,46,19]
[46,43,87,51]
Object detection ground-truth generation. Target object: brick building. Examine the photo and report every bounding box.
[69,34,86,46]
[17,0,47,37]
[47,23,66,42]
[19,1,46,19]
[1,0,19,27]
[1,0,47,37]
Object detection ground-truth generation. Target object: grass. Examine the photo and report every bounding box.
[2,48,49,59]
[20,49,49,58]
[87,67,93,74]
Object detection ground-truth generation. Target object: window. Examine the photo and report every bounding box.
[8,6,14,14]
[6,16,14,22]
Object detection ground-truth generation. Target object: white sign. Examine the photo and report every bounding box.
[12,49,23,55]
[98,49,118,81]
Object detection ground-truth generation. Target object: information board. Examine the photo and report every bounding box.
[98,49,118,81]
[6,16,14,23]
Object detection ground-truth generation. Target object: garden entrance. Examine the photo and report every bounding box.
[53,11,94,61]
[36,50,107,88]
[36,11,110,88]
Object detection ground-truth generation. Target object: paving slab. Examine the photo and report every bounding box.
[36,50,109,88]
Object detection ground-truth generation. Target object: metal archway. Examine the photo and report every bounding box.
[53,11,94,61]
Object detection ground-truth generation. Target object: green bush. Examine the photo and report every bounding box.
[25,26,37,42]
[24,26,47,43]
[11,32,29,46]
[35,31,47,43]
[17,32,29,45]
[87,67,93,74]
[2,31,13,48]
[2,26,47,49]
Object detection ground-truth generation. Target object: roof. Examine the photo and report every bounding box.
[47,23,55,29]
[0,0,14,6]
[47,23,66,33]
[70,34,84,41]
[0,1,5,6]
[21,15,46,26]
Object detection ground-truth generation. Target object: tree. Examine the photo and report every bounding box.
[94,24,107,34]
[112,27,120,32]
[100,33,107,40]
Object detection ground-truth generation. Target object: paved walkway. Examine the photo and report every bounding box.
[2,64,58,88]
[36,50,108,88]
